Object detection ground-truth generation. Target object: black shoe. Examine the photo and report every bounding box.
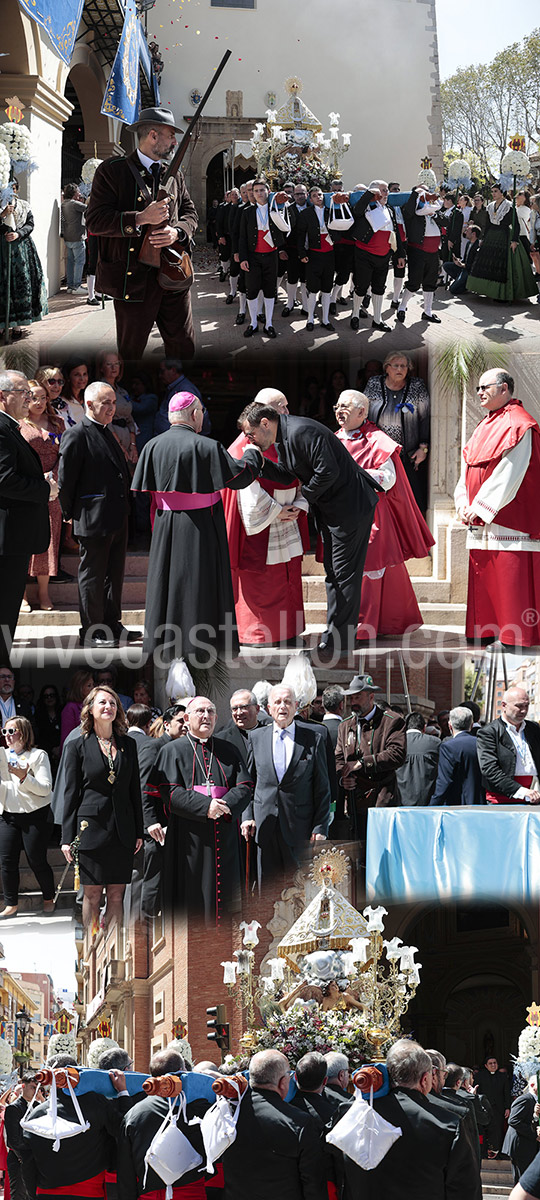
[329,302,337,314]
[321,321,334,330]
[86,298,101,307]
[79,633,119,648]
[391,300,400,309]
[257,312,265,322]
[422,311,441,323]
[396,310,405,323]
[358,307,368,318]
[244,325,258,337]
[263,325,277,338]
[362,293,371,308]
[306,321,314,331]
[350,317,359,331]
[301,308,309,317]
[118,629,143,644]
[50,569,74,583]
[337,296,348,306]
[235,312,246,325]
[225,295,234,305]
[372,320,391,332]
[219,269,226,282]
[281,306,292,317]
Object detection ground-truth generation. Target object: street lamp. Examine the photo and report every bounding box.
[15,1006,31,1075]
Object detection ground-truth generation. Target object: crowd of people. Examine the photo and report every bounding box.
[1,360,434,657]
[208,175,540,342]
[1,660,538,925]
[2,358,540,659]
[0,1039,526,1200]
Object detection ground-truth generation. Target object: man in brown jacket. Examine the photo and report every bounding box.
[86,107,198,360]
[335,673,406,838]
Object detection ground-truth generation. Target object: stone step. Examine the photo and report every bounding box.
[418,601,467,624]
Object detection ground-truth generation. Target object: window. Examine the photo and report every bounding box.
[211,0,255,8]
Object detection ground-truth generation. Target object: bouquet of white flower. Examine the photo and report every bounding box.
[0,1037,13,1075]
[47,1032,78,1061]
[501,150,530,177]
[87,1037,119,1068]
[0,122,32,164]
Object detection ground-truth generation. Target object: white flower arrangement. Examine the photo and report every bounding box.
[501,150,530,177]
[47,1032,78,1061]
[86,1037,119,1068]
[0,1037,13,1074]
[447,158,471,182]
[0,143,10,191]
[417,168,437,189]
[168,1036,194,1065]
[81,158,102,185]
[0,122,32,164]
[518,1024,540,1060]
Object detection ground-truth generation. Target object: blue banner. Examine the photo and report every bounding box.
[101,0,141,125]
[18,0,84,66]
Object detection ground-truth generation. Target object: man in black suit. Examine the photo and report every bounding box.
[396,712,440,806]
[324,1052,350,1101]
[0,371,52,660]
[4,1072,40,1200]
[281,183,309,317]
[503,1077,540,1183]
[217,688,272,763]
[476,687,540,805]
[20,1056,131,1199]
[291,1052,349,1195]
[221,1049,327,1200]
[242,684,330,888]
[443,224,482,294]
[430,706,484,805]
[127,701,186,917]
[116,1048,209,1200]
[341,1038,476,1200]
[239,178,288,339]
[477,1056,511,1155]
[58,381,140,648]
[240,404,378,661]
[321,685,344,750]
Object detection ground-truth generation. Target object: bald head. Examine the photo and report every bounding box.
[268,685,296,729]
[249,1049,290,1095]
[501,687,529,727]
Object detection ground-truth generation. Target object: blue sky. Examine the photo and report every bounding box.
[436,1,538,79]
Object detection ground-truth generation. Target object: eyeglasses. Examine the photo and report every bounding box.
[8,387,32,398]
[475,383,498,392]
[2,728,18,736]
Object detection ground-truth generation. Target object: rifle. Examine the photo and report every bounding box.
[138,48,232,269]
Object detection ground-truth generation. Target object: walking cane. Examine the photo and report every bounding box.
[3,239,11,345]
[245,834,251,895]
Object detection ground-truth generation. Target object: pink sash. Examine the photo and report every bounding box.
[154,491,221,511]
[194,784,231,822]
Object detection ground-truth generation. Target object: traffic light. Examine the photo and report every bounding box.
[206,1004,230,1055]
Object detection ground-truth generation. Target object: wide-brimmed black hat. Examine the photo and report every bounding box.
[343,674,382,696]
[131,107,183,133]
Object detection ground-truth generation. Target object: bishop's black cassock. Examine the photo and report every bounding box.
[131,425,262,662]
[150,733,254,922]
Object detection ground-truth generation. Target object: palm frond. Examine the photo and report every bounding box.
[0,345,39,378]
[433,337,509,397]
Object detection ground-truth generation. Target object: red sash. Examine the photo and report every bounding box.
[142,1184,207,1200]
[37,1173,106,1197]
[255,231,274,254]
[486,775,533,804]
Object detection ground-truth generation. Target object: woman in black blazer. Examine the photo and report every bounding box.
[60,685,143,927]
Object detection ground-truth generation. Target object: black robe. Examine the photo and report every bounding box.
[151,733,254,922]
[131,426,262,662]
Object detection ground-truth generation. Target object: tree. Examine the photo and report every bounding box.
[441,28,540,176]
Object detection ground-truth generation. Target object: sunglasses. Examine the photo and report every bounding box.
[2,728,18,736]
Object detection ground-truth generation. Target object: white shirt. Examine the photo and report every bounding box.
[501,715,537,799]
[272,721,295,777]
[137,149,159,172]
